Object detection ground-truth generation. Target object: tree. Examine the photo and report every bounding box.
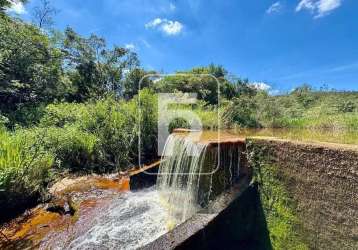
[0,15,66,125]
[0,0,11,12]
[154,65,237,105]
[62,27,139,101]
[123,68,155,100]
[31,0,58,29]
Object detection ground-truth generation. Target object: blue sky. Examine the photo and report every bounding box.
[8,0,358,92]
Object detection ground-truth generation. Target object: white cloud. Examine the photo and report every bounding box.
[145,18,183,36]
[161,21,183,35]
[250,82,271,91]
[266,2,282,14]
[330,62,358,72]
[296,0,315,12]
[141,39,151,48]
[169,3,176,11]
[125,43,136,50]
[296,0,342,18]
[145,18,163,28]
[6,0,27,15]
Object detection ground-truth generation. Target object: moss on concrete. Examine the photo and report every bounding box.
[247,140,309,250]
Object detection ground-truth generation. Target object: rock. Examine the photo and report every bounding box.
[64,196,76,216]
[45,202,66,215]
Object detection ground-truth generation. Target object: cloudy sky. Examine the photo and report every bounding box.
[8,0,358,92]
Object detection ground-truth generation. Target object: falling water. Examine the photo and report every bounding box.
[156,133,241,224]
[156,134,210,223]
[41,133,241,249]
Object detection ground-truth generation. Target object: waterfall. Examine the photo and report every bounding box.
[42,132,242,249]
[156,133,241,224]
[156,134,209,223]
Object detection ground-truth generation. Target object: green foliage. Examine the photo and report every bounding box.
[168,118,190,133]
[0,113,9,127]
[337,100,356,113]
[62,27,139,101]
[291,84,315,108]
[37,89,158,171]
[39,126,98,171]
[123,68,155,100]
[0,129,54,210]
[40,102,91,127]
[222,95,260,128]
[0,0,27,13]
[248,142,309,250]
[0,14,66,125]
[154,65,238,105]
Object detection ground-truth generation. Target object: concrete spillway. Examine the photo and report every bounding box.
[53,130,358,250]
[4,130,356,249]
[55,131,248,250]
[156,132,245,225]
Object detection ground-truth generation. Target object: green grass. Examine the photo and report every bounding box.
[0,128,54,212]
[255,91,358,130]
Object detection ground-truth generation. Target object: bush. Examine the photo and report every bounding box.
[40,102,91,128]
[222,96,260,128]
[0,129,54,213]
[0,113,9,128]
[38,89,159,171]
[337,101,356,113]
[38,126,99,171]
[169,118,190,133]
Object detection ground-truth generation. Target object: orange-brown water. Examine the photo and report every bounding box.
[174,128,358,145]
[0,176,130,249]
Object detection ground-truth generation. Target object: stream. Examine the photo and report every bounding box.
[57,188,169,250]
[2,129,357,249]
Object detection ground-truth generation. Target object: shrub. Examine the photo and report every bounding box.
[337,101,356,113]
[222,96,260,128]
[0,129,54,213]
[38,126,99,171]
[0,113,9,130]
[38,89,159,171]
[169,118,190,133]
[40,102,91,128]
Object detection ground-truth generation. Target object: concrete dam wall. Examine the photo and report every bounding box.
[247,138,358,250]
[138,134,358,250]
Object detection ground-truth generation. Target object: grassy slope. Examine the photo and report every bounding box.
[274,92,358,130]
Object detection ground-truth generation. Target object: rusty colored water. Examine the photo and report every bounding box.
[173,130,244,145]
[174,128,358,145]
[0,176,130,249]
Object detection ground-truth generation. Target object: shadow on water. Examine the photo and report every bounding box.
[178,184,272,250]
[1,238,35,250]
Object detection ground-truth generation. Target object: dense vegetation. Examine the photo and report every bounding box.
[1,0,358,219]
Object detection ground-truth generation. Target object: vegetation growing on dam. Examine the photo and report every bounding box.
[247,140,309,250]
[1,1,358,220]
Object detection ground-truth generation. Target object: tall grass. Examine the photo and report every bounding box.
[0,128,54,213]
[36,89,159,171]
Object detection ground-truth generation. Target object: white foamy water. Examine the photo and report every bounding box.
[65,188,170,250]
[157,134,210,223]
